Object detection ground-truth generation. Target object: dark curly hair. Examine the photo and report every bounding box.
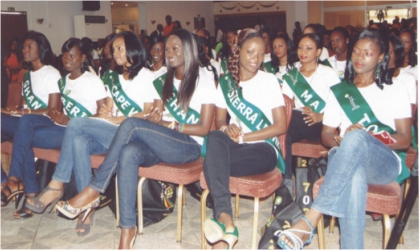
[228,29,264,86]
[344,28,392,89]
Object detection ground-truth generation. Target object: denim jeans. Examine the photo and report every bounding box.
[203,130,277,219]
[52,118,117,192]
[87,118,201,228]
[311,130,399,249]
[1,167,7,184]
[8,114,66,194]
[1,113,21,142]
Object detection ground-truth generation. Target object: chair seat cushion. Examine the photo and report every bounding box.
[200,168,282,198]
[292,140,329,158]
[313,176,402,215]
[138,158,203,185]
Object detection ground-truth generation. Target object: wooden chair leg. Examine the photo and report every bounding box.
[234,194,239,219]
[182,186,187,206]
[329,216,336,233]
[176,184,184,242]
[383,214,391,249]
[200,189,210,249]
[251,197,260,249]
[115,176,120,228]
[137,177,147,235]
[317,215,326,249]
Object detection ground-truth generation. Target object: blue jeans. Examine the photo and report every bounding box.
[8,114,66,194]
[52,118,118,192]
[1,113,21,142]
[1,167,7,184]
[311,130,399,249]
[88,118,201,228]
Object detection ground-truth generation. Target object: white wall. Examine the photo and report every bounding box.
[140,1,215,36]
[213,1,308,37]
[1,1,112,55]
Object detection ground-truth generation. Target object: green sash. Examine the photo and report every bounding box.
[58,76,92,118]
[105,71,143,117]
[22,71,48,110]
[153,73,207,157]
[219,73,286,173]
[221,58,228,74]
[323,59,332,68]
[331,81,410,183]
[264,61,276,74]
[100,68,112,85]
[283,68,326,113]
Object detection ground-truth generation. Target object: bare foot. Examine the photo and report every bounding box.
[118,227,137,249]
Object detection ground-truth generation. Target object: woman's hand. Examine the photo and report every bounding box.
[2,105,20,115]
[224,123,242,142]
[302,106,323,126]
[49,110,70,126]
[345,123,365,135]
[144,107,162,124]
[98,104,113,118]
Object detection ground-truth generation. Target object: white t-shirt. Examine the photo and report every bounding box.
[210,59,221,78]
[282,63,340,112]
[23,65,60,107]
[105,68,155,116]
[61,71,107,116]
[152,66,167,79]
[323,82,411,174]
[215,70,285,144]
[401,65,418,81]
[264,53,271,63]
[275,65,289,84]
[319,47,329,61]
[150,67,217,146]
[325,55,346,79]
[393,71,417,105]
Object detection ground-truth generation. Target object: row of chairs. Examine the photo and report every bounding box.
[1,89,417,249]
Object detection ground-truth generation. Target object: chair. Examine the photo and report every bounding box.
[115,112,217,242]
[313,176,402,249]
[199,95,293,249]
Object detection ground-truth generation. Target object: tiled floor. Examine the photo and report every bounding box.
[1,192,419,249]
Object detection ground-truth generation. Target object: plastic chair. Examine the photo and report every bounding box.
[199,95,293,249]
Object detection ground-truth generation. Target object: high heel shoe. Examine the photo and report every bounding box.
[55,197,100,220]
[1,179,24,208]
[76,210,96,237]
[222,226,238,250]
[204,218,226,243]
[275,215,315,250]
[25,186,63,214]
[14,196,34,219]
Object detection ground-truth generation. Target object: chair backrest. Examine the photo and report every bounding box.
[6,81,22,108]
[278,94,293,159]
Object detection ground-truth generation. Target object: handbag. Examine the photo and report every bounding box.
[258,184,304,249]
[186,181,214,209]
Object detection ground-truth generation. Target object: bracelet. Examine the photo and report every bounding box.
[179,123,184,133]
[220,125,228,132]
[238,134,244,144]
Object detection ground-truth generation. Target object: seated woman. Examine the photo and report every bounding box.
[3,38,22,82]
[1,31,61,211]
[323,27,350,79]
[270,33,298,85]
[98,33,117,83]
[277,28,412,250]
[55,29,216,249]
[218,30,237,76]
[202,28,287,249]
[149,35,167,78]
[399,29,417,81]
[26,32,155,236]
[282,33,340,180]
[302,24,329,61]
[261,28,276,73]
[3,38,106,218]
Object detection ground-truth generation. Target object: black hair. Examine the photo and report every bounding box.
[20,31,54,70]
[148,35,166,69]
[110,31,147,80]
[99,33,116,77]
[61,38,94,74]
[303,24,320,35]
[389,28,400,36]
[163,29,199,112]
[270,33,298,72]
[217,30,236,60]
[196,35,218,83]
[344,28,392,89]
[297,33,324,65]
[388,35,405,69]
[331,26,350,41]
[399,29,417,67]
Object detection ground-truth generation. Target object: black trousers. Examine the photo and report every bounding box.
[285,110,323,178]
[203,130,277,219]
